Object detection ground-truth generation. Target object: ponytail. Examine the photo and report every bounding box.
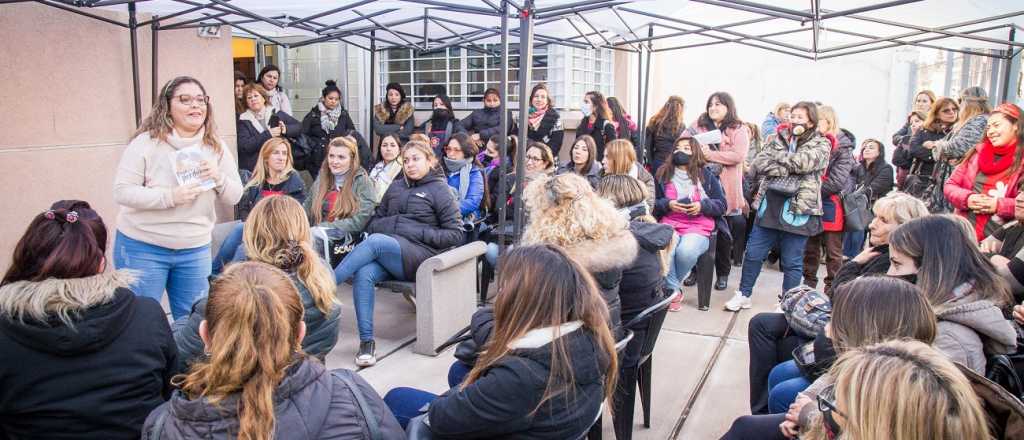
[178,262,304,440]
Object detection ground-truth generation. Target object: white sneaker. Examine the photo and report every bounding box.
[724,292,752,311]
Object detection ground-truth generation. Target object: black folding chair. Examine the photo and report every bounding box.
[612,291,679,439]
[587,330,634,440]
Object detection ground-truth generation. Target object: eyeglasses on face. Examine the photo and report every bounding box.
[175,94,209,106]
[817,384,844,439]
[525,155,544,162]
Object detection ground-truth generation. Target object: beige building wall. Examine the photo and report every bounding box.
[0,3,236,269]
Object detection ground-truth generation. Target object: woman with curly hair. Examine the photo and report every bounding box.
[520,172,638,332]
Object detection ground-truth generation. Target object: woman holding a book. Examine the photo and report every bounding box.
[113,76,243,320]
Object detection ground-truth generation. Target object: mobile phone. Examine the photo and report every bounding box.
[676,197,692,205]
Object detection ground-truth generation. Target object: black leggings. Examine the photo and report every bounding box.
[716,214,748,278]
[720,414,789,440]
[747,312,811,414]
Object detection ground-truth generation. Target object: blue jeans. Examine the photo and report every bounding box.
[383,387,438,429]
[448,360,473,388]
[113,231,211,320]
[333,233,406,341]
[842,230,866,259]
[211,222,246,275]
[739,224,809,297]
[767,360,811,413]
[665,232,711,291]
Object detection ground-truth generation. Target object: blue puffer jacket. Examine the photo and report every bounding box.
[172,273,341,373]
[447,167,485,220]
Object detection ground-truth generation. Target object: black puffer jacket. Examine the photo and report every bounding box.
[172,273,342,373]
[235,170,306,221]
[462,106,513,141]
[0,271,177,440]
[645,123,686,169]
[236,110,302,172]
[367,170,465,280]
[142,358,404,439]
[576,117,618,160]
[558,229,639,335]
[908,127,950,178]
[620,221,674,320]
[829,245,890,296]
[300,104,356,147]
[850,159,894,205]
[429,325,611,439]
[821,130,857,198]
[527,108,564,156]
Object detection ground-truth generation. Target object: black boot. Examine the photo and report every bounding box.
[683,271,697,287]
[715,275,728,291]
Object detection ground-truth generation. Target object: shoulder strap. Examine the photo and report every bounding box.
[332,370,382,440]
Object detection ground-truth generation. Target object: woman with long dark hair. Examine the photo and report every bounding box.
[887,214,1017,373]
[382,245,619,438]
[256,64,291,115]
[372,82,416,147]
[576,90,618,160]
[113,76,243,320]
[645,96,686,171]
[944,103,1022,241]
[143,262,403,439]
[843,138,894,258]
[690,92,751,291]
[1,201,176,439]
[556,134,602,188]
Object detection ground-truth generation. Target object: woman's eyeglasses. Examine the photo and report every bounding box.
[817,384,844,440]
[176,94,209,107]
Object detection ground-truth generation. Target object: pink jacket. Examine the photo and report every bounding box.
[944,153,1022,240]
[660,181,714,237]
[690,122,750,214]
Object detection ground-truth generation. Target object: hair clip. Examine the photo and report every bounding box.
[43,210,55,220]
[66,211,79,224]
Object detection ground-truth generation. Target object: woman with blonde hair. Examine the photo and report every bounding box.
[601,138,655,210]
[304,136,376,235]
[145,262,402,440]
[212,137,305,274]
[522,172,638,332]
[384,245,618,438]
[645,95,686,170]
[175,196,342,371]
[803,339,988,440]
[113,76,243,320]
[333,140,463,366]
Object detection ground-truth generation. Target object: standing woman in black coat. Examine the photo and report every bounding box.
[645,96,687,171]
[525,83,564,157]
[906,97,957,199]
[843,138,894,258]
[300,80,366,177]
[0,200,177,439]
[576,90,619,160]
[332,140,464,367]
[383,245,618,439]
[237,83,301,172]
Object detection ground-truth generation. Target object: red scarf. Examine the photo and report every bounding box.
[977,137,1019,175]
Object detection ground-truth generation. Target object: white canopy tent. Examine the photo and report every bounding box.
[13,0,1023,238]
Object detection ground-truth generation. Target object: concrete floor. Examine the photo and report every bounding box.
[319,263,799,440]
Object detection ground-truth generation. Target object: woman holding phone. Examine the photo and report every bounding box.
[653,132,727,311]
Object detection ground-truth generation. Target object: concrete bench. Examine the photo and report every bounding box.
[378,241,487,356]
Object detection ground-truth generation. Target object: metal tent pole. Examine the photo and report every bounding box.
[1003,27,1017,103]
[129,1,142,126]
[151,16,158,105]
[497,0,511,253]
[369,30,377,149]
[513,0,534,241]
[637,25,653,165]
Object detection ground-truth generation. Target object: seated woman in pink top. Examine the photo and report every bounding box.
[944,103,1023,241]
[653,132,727,311]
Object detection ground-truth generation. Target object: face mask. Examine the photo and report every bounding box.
[892,273,918,285]
[581,102,592,117]
[792,125,806,136]
[432,108,450,120]
[444,157,470,171]
[672,151,691,166]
